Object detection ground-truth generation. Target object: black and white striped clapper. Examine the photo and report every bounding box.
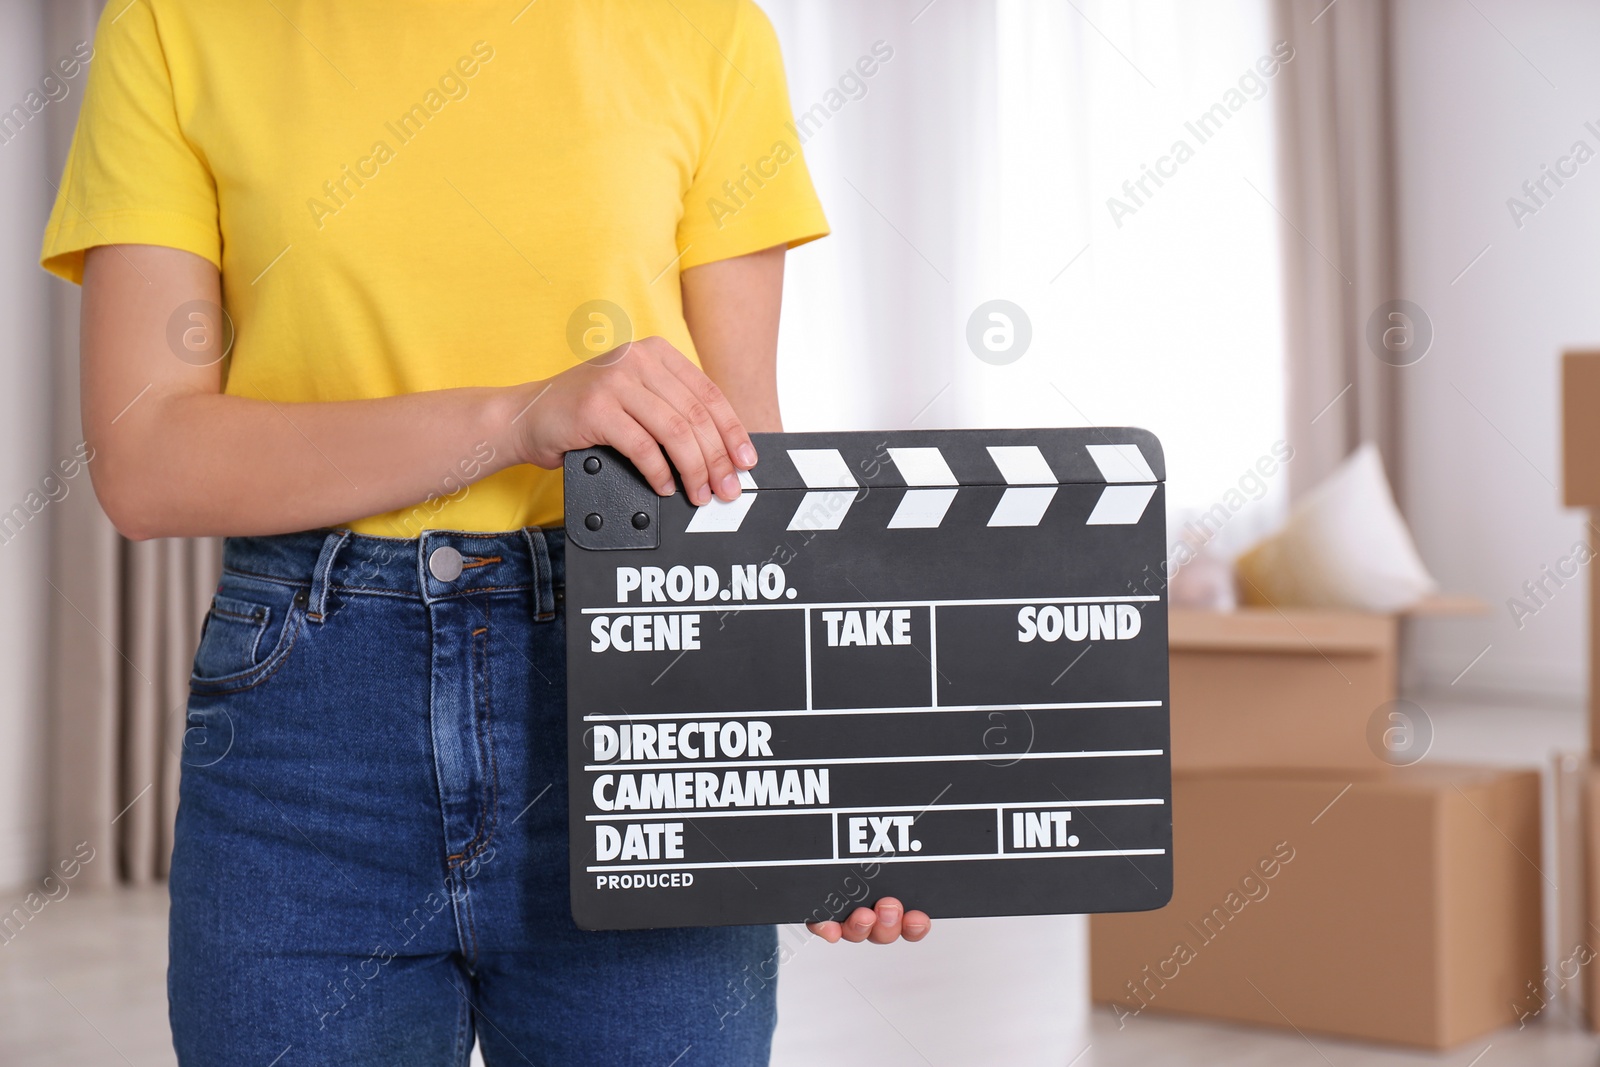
[563,427,1172,930]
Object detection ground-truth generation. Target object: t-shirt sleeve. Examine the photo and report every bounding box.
[40,1,219,285]
[676,0,829,270]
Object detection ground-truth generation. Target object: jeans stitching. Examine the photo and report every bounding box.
[460,870,482,971]
[188,609,306,696]
[451,965,474,1066]
[222,567,537,601]
[448,605,499,869]
[479,601,501,866]
[220,565,310,588]
[430,584,536,601]
[205,605,270,664]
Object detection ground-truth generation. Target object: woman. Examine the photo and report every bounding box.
[42,1,929,1063]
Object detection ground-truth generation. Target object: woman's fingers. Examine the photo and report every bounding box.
[618,384,716,504]
[658,343,758,471]
[642,358,744,501]
[542,336,755,503]
[839,906,877,943]
[867,898,903,944]
[806,900,933,944]
[595,405,675,498]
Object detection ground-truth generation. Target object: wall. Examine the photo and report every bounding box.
[1392,0,1600,703]
[0,0,52,888]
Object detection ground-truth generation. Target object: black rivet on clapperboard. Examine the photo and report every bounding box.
[583,456,602,475]
[584,513,603,531]
[631,511,650,530]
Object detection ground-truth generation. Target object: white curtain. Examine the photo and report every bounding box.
[768,0,1287,558]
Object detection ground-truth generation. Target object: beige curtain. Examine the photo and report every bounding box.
[44,0,222,887]
[1272,0,1402,500]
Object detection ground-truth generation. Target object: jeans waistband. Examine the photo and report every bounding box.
[220,526,565,613]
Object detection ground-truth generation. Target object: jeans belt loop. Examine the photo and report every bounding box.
[521,526,555,620]
[307,529,352,624]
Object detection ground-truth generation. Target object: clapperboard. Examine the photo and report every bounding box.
[563,428,1172,930]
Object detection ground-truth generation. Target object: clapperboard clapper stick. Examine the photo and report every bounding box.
[563,428,1173,930]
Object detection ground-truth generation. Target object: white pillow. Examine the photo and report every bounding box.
[1236,443,1437,612]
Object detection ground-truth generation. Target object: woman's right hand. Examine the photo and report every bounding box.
[511,336,758,506]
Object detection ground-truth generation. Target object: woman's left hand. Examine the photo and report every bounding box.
[807,897,930,944]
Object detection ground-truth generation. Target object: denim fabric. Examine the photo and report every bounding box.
[169,527,778,1066]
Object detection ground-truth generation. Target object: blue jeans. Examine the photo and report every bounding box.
[169,527,778,1065]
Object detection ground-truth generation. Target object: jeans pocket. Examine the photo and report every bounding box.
[190,583,304,693]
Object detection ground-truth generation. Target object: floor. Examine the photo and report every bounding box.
[2,695,1596,1066]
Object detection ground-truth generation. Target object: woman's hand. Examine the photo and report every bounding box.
[511,335,757,506]
[807,897,931,944]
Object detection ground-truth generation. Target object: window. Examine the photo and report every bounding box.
[770,0,1287,555]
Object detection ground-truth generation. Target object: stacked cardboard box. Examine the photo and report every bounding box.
[1563,351,1600,753]
[1090,607,1545,1048]
[1092,766,1542,1046]
[1562,351,1600,1027]
[1168,608,1394,771]
[1585,766,1600,1027]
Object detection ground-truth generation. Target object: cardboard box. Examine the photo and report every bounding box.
[1546,752,1588,1030]
[1561,352,1600,757]
[1587,764,1600,1029]
[1170,601,1482,771]
[1562,351,1600,508]
[1091,765,1543,1049]
[1170,608,1395,770]
[1592,557,1600,760]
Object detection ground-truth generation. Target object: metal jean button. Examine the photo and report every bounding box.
[428,545,464,582]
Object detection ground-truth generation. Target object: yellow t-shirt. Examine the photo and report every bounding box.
[42,0,827,535]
